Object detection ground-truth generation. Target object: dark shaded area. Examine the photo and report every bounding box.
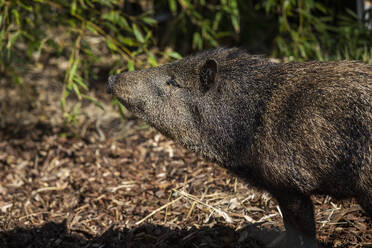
[0,221,307,248]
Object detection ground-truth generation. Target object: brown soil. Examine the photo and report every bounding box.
[0,61,371,248]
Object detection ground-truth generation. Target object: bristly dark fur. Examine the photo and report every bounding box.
[107,48,372,248]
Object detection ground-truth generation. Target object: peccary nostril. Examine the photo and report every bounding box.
[107,75,117,94]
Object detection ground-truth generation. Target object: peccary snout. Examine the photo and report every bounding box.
[106,74,118,94]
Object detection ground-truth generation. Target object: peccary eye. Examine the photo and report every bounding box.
[166,78,181,88]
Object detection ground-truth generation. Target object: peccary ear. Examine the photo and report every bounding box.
[200,59,218,93]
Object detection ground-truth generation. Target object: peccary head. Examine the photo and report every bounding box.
[107,48,276,165]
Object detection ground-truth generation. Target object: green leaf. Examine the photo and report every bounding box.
[144,30,153,42]
[60,98,66,112]
[102,11,116,22]
[69,59,79,83]
[215,31,233,39]
[6,31,20,49]
[132,23,144,43]
[79,0,87,9]
[71,83,81,99]
[0,30,4,47]
[87,22,98,34]
[192,32,202,50]
[118,36,137,46]
[166,51,182,59]
[231,15,240,33]
[118,16,129,29]
[112,98,126,119]
[168,0,177,13]
[59,132,67,138]
[179,0,191,9]
[35,38,47,60]
[82,94,104,110]
[127,60,135,71]
[229,0,238,12]
[262,0,273,12]
[12,75,23,85]
[142,17,157,26]
[315,3,327,14]
[345,8,358,19]
[106,39,118,51]
[74,75,88,90]
[147,52,158,66]
[102,11,130,29]
[18,2,33,11]
[213,12,222,30]
[71,0,77,15]
[11,9,20,26]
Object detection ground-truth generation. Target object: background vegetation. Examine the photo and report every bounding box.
[1,0,371,120]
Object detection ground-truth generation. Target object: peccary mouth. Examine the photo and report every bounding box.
[117,96,146,116]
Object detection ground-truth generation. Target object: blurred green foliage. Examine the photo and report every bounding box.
[260,0,372,62]
[0,0,371,121]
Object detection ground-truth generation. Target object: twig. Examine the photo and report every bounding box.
[163,190,173,223]
[173,189,233,223]
[96,118,106,141]
[32,183,68,195]
[186,201,196,220]
[135,196,183,225]
[108,181,137,192]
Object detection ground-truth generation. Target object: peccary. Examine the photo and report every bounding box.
[107,48,372,248]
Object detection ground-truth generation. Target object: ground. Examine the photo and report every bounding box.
[0,60,371,248]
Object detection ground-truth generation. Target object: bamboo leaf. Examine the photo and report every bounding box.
[60,98,66,112]
[231,15,240,33]
[127,60,135,71]
[179,0,191,9]
[11,9,21,26]
[18,2,33,11]
[132,23,144,43]
[113,98,126,119]
[118,16,129,29]
[118,36,137,46]
[82,94,104,110]
[74,75,88,90]
[69,59,79,83]
[192,32,202,50]
[213,12,222,30]
[87,22,98,34]
[142,17,157,26]
[166,51,182,60]
[71,83,81,99]
[147,52,158,66]
[71,0,77,15]
[168,0,177,13]
[6,31,20,49]
[12,75,23,85]
[106,39,118,51]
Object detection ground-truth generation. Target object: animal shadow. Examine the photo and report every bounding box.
[0,221,334,248]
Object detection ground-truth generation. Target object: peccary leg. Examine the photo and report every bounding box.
[274,193,317,248]
[357,192,372,217]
